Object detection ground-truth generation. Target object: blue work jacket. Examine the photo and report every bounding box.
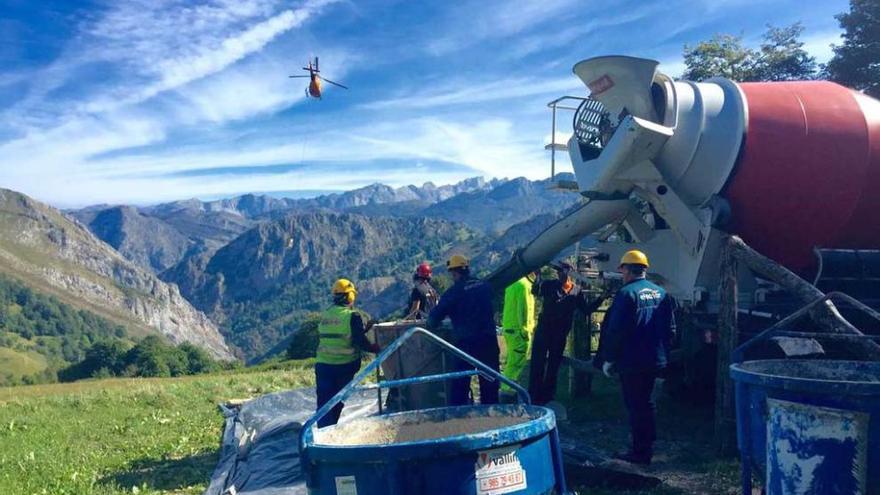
[427,275,496,342]
[597,278,676,372]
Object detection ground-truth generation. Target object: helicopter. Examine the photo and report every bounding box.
[289,57,348,99]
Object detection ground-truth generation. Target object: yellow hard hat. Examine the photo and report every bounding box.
[446,254,469,270]
[619,250,649,267]
[332,278,357,296]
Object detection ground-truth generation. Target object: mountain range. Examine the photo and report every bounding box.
[69,177,506,273]
[0,173,585,366]
[162,212,486,359]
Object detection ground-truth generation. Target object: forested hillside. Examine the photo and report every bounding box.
[0,274,128,385]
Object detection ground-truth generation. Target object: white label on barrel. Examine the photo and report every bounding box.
[475,445,527,495]
[335,475,357,495]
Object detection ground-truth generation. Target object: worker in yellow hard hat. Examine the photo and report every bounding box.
[315,278,379,427]
[427,254,500,406]
[594,249,676,465]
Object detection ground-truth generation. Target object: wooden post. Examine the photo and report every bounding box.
[569,309,593,397]
[715,237,739,456]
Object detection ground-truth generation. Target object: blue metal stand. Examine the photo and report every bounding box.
[300,327,531,451]
[299,327,573,494]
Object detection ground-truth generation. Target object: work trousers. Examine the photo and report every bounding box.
[619,370,658,458]
[528,323,570,405]
[449,335,500,406]
[315,360,361,427]
[501,327,530,392]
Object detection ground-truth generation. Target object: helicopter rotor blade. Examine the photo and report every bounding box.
[321,77,348,89]
[289,75,310,78]
[315,56,319,72]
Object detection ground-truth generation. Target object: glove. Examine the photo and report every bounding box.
[602,361,616,378]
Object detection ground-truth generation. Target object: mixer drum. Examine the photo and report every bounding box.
[724,82,880,274]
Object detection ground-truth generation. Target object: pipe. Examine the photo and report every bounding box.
[486,199,630,292]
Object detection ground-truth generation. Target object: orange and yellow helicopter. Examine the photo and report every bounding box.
[289,57,348,99]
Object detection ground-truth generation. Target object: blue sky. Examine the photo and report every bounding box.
[0,0,847,206]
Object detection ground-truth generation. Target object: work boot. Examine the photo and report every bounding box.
[613,450,651,466]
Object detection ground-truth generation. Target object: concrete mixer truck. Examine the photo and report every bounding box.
[488,55,880,316]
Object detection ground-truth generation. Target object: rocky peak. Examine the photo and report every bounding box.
[0,188,233,360]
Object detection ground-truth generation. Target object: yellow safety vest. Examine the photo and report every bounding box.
[316,305,360,365]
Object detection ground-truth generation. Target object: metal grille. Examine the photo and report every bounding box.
[573,97,610,149]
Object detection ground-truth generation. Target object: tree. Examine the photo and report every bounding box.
[287,314,320,360]
[179,342,217,374]
[825,0,880,97]
[683,34,759,81]
[126,336,173,378]
[683,23,817,82]
[753,23,817,81]
[57,340,127,381]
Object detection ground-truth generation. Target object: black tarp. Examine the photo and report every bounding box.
[204,387,377,495]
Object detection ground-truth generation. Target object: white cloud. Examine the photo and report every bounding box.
[30,166,472,207]
[81,0,341,113]
[506,8,662,60]
[801,30,842,64]
[424,0,583,56]
[0,112,554,206]
[171,49,351,125]
[0,0,355,206]
[361,76,584,110]
[657,58,687,79]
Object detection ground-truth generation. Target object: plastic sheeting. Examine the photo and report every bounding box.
[204,387,378,495]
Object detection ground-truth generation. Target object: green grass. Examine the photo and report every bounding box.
[0,346,47,377]
[0,361,317,495]
[0,356,743,495]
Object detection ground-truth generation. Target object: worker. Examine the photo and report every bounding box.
[500,272,536,397]
[405,262,439,320]
[427,254,499,406]
[315,278,380,427]
[529,262,603,405]
[594,250,675,465]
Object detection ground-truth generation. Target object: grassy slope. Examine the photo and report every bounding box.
[0,347,47,376]
[0,361,316,495]
[0,357,742,495]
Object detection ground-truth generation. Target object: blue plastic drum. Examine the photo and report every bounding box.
[730,359,880,495]
[301,404,565,494]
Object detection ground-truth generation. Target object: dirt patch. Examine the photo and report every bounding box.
[315,414,528,446]
[553,368,744,494]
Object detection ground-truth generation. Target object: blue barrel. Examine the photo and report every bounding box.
[730,359,880,494]
[302,404,565,494]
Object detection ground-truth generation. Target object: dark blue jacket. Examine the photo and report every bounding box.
[427,275,496,342]
[596,278,675,372]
